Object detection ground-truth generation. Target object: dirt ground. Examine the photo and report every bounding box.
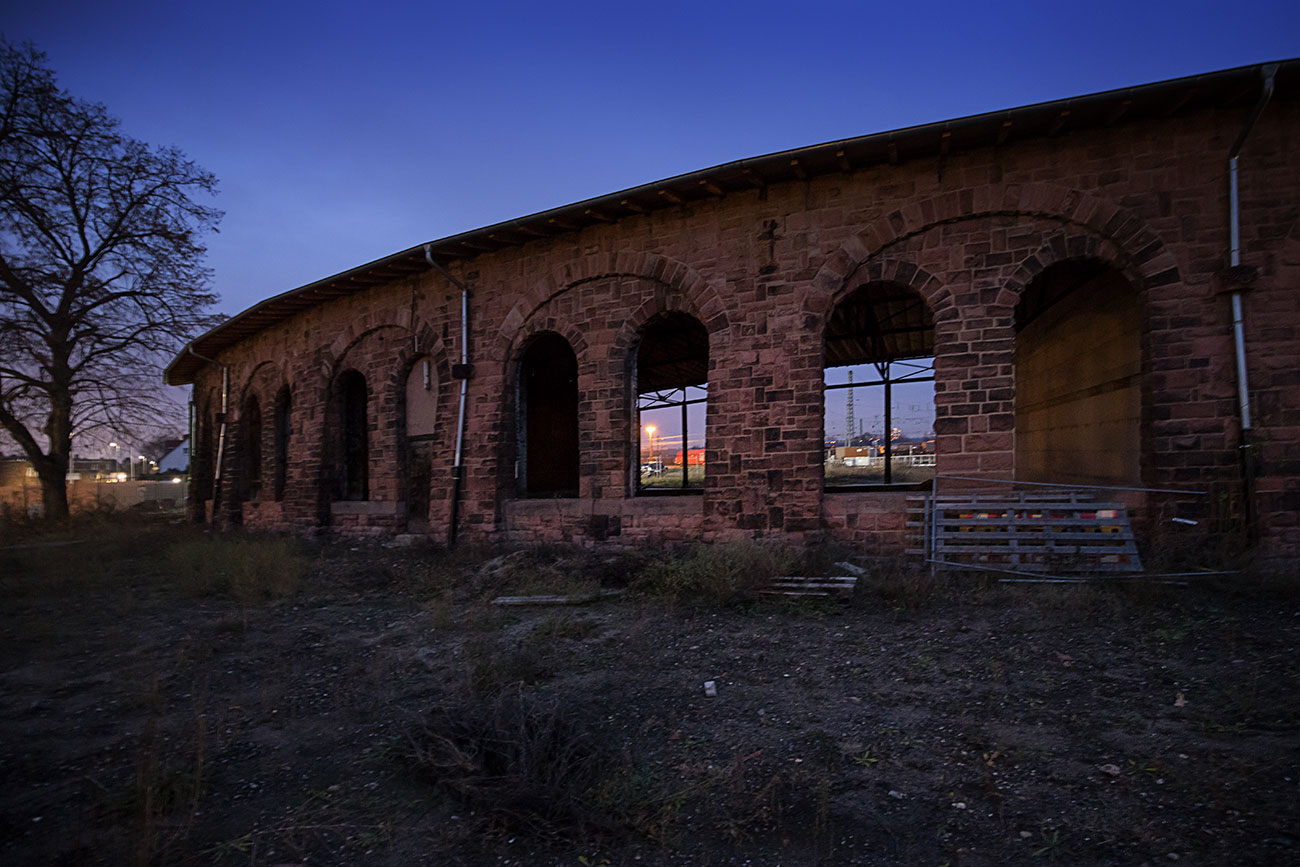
[1,516,1297,866]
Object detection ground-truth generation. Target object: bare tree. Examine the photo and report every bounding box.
[0,40,220,519]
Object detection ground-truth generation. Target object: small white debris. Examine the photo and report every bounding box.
[888,790,906,799]
[703,680,717,697]
[952,802,967,810]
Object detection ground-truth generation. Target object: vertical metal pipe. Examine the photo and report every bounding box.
[425,245,471,545]
[212,365,229,517]
[450,284,469,544]
[187,395,194,478]
[1228,157,1252,431]
[1224,64,1276,545]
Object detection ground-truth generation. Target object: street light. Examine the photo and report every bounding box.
[109,441,119,478]
[645,425,656,463]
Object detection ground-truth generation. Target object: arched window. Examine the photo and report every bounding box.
[518,333,579,497]
[272,385,291,502]
[824,283,935,487]
[635,313,708,492]
[240,394,262,501]
[337,370,369,500]
[1014,259,1141,485]
[404,356,438,524]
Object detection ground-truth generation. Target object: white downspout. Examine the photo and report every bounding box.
[424,244,471,545]
[1225,63,1277,544]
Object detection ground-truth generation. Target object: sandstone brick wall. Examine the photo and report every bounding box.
[190,99,1300,559]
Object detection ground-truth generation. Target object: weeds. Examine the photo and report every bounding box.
[526,615,599,646]
[1,515,194,595]
[404,685,615,837]
[466,644,556,695]
[856,561,947,609]
[633,541,796,603]
[165,534,309,603]
[125,691,208,866]
[1033,828,1069,860]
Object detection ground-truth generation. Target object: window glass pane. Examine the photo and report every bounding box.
[636,314,708,492]
[638,385,706,489]
[823,358,935,486]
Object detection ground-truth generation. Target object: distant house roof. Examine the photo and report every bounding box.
[159,437,190,472]
[166,58,1299,386]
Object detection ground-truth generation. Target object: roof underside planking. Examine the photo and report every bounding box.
[165,58,1300,385]
[825,284,936,366]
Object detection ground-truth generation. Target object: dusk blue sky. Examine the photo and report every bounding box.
[7,1,1298,323]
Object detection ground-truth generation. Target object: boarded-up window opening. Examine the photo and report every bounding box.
[273,385,291,502]
[519,333,579,497]
[405,357,438,523]
[1014,260,1141,486]
[240,394,262,501]
[636,313,708,493]
[824,283,936,488]
[338,370,369,500]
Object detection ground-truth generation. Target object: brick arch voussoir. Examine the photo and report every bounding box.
[1000,229,1169,310]
[235,360,283,414]
[324,323,413,381]
[608,288,729,367]
[812,182,1178,313]
[502,253,728,360]
[387,321,450,385]
[504,321,590,378]
[826,258,952,322]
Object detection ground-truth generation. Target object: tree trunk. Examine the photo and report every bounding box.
[39,383,74,522]
[36,460,70,521]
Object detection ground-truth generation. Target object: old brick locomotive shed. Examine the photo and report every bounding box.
[167,60,1300,561]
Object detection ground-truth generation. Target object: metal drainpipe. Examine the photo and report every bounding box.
[187,345,229,521]
[1226,63,1277,545]
[424,244,471,546]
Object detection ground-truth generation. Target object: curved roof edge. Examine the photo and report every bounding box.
[167,58,1299,385]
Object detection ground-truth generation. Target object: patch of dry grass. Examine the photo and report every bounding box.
[633,541,797,603]
[404,685,615,836]
[165,535,310,603]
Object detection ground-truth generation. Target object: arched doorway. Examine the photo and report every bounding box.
[517,332,579,497]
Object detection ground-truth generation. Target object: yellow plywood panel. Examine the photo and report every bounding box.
[1015,270,1141,486]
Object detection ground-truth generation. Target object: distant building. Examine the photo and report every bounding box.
[673,449,706,467]
[158,437,190,472]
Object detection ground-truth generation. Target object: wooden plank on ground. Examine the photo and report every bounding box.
[491,589,626,606]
